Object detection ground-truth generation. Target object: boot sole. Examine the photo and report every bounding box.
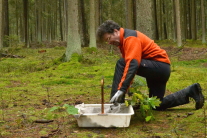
[195,83,205,109]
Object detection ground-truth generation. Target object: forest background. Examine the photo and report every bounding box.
[0,0,206,59]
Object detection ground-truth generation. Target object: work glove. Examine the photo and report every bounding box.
[110,90,125,103]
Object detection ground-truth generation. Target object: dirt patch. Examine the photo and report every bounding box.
[99,43,207,62]
[30,41,67,48]
[6,80,26,88]
[30,41,207,62]
[202,62,207,67]
[163,46,207,61]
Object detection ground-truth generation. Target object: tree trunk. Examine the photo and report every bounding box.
[47,2,51,42]
[89,0,96,48]
[62,0,68,41]
[23,0,29,47]
[78,0,88,47]
[174,0,182,47]
[99,0,103,24]
[180,0,186,41]
[201,0,206,43]
[95,0,100,29]
[132,0,137,30]
[156,0,163,40]
[59,0,63,41]
[191,0,196,40]
[0,0,3,49]
[64,0,81,61]
[108,0,112,19]
[42,0,46,41]
[15,0,19,37]
[152,0,159,40]
[36,0,42,42]
[136,0,156,39]
[125,0,133,29]
[164,0,175,40]
[186,0,191,39]
[3,0,9,47]
[53,0,57,40]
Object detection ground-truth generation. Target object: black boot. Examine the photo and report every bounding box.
[157,83,204,110]
[186,83,204,109]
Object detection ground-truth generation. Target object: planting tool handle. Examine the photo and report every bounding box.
[101,76,104,114]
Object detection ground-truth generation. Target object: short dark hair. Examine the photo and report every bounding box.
[96,20,120,42]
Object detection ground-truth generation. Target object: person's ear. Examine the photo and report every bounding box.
[114,29,118,32]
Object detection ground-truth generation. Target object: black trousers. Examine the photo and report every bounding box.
[111,58,171,101]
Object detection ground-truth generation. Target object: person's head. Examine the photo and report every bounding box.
[96,20,121,46]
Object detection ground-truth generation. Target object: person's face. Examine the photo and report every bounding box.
[103,29,120,46]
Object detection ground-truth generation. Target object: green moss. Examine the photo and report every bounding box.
[86,47,97,54]
[1,43,207,137]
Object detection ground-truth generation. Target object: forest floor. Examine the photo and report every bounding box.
[0,40,207,138]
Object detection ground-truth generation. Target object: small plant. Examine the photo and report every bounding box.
[3,35,20,47]
[125,87,161,122]
[49,104,78,115]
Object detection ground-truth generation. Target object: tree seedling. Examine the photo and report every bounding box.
[125,87,161,122]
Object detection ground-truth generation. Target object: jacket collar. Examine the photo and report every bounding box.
[119,28,124,47]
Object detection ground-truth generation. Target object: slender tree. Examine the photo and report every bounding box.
[23,0,29,47]
[186,0,191,39]
[132,0,137,30]
[36,0,42,42]
[201,0,206,43]
[59,0,63,41]
[99,0,103,24]
[174,0,182,47]
[191,0,196,40]
[64,0,81,61]
[64,0,68,41]
[156,0,164,40]
[3,0,9,47]
[0,0,3,49]
[153,0,159,40]
[89,0,96,48]
[125,0,133,29]
[78,0,88,47]
[95,0,100,29]
[42,0,46,41]
[180,0,186,41]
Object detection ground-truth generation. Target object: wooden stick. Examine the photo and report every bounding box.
[101,77,104,114]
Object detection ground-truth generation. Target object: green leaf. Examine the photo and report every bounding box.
[143,104,150,110]
[49,106,59,112]
[130,87,136,93]
[145,116,152,122]
[63,104,78,115]
[134,93,144,101]
[131,95,137,106]
[63,104,70,108]
[125,100,129,107]
[148,97,161,109]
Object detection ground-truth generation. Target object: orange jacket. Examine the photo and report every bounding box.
[117,28,170,91]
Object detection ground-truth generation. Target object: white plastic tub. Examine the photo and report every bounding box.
[73,104,134,127]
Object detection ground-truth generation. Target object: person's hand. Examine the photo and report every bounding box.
[110,90,125,103]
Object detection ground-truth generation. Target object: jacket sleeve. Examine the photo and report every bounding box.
[118,37,142,93]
